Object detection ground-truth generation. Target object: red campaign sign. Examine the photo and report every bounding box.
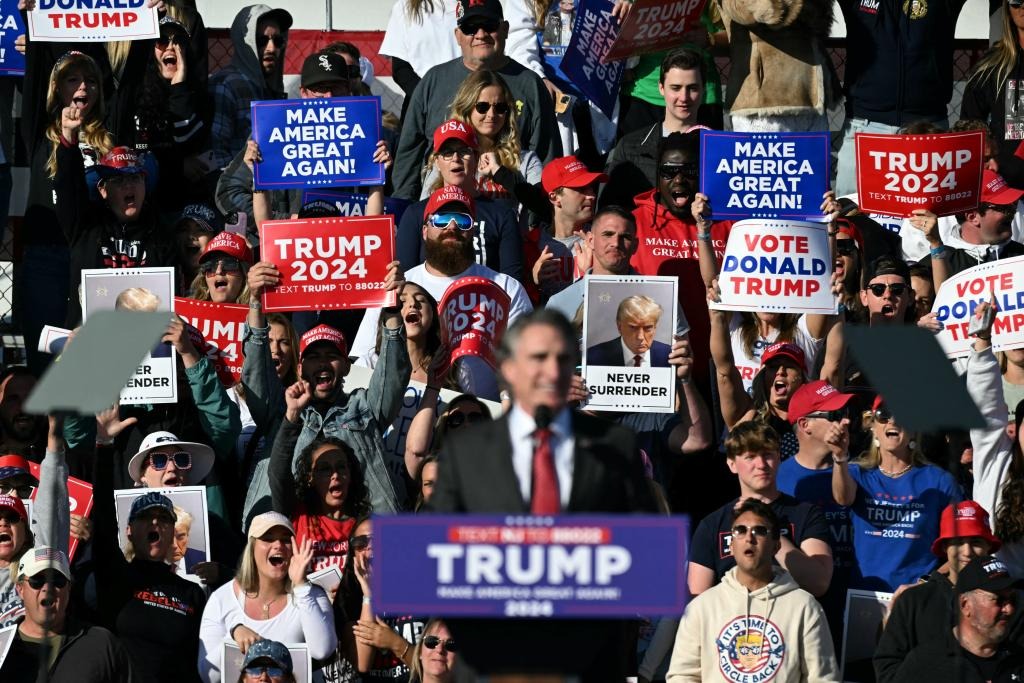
[259,216,396,312]
[175,298,250,387]
[27,462,93,562]
[855,131,984,218]
[602,0,705,63]
[439,277,511,371]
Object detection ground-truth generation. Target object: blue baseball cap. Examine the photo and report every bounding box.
[129,492,176,523]
[242,639,293,674]
[176,203,224,234]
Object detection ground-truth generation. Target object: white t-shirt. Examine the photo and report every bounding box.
[379,0,461,78]
[729,314,823,394]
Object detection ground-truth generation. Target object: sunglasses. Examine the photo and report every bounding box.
[980,202,1016,216]
[437,147,476,161]
[103,174,144,189]
[835,240,858,256]
[146,451,192,471]
[866,282,907,297]
[0,483,33,498]
[873,406,893,424]
[731,524,771,538]
[351,534,373,551]
[200,256,244,276]
[156,33,188,49]
[256,33,286,49]
[244,665,284,678]
[26,572,69,590]
[0,510,23,524]
[460,20,500,35]
[428,212,474,231]
[423,635,458,652]
[1012,0,1024,8]
[805,409,847,422]
[658,163,698,180]
[447,411,484,429]
[474,101,510,116]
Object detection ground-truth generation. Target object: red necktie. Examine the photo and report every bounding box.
[633,354,642,367]
[531,427,560,514]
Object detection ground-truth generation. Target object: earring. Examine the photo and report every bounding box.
[908,439,917,451]
[873,437,880,448]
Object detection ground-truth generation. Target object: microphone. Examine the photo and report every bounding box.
[534,405,553,431]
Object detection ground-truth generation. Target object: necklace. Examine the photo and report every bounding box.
[880,462,913,478]
[249,592,283,618]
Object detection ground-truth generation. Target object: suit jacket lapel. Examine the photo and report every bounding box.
[491,415,529,512]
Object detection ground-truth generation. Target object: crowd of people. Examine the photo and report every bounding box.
[0,0,1023,681]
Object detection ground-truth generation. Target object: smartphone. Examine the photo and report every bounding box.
[968,304,996,338]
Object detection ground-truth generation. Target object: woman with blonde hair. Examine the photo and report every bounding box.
[409,618,456,683]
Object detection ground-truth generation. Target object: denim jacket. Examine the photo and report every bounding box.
[294,324,411,514]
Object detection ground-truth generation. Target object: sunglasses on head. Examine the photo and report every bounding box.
[460,19,500,35]
[428,212,474,231]
[351,534,373,551]
[256,33,286,49]
[146,451,192,471]
[835,240,858,256]
[200,256,243,276]
[658,163,698,180]
[244,665,284,678]
[474,101,510,116]
[447,411,484,429]
[423,635,458,652]
[873,406,893,424]
[805,408,847,422]
[25,572,69,590]
[866,282,907,297]
[731,524,771,538]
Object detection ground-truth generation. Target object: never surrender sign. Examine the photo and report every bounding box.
[603,0,704,63]
[251,96,384,190]
[855,131,984,217]
[373,515,689,618]
[29,0,159,42]
[701,132,831,221]
[932,255,1024,358]
[560,0,624,118]
[0,0,25,75]
[174,298,249,387]
[712,220,837,314]
[259,216,396,312]
[439,277,511,370]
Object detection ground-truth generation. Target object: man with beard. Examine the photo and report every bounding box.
[891,556,1024,681]
[0,368,46,458]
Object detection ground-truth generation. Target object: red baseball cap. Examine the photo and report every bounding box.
[0,493,27,521]
[300,324,347,358]
[541,155,609,193]
[433,119,478,153]
[834,218,864,252]
[424,185,476,220]
[981,169,1024,206]
[787,380,855,424]
[201,231,253,265]
[931,500,1001,557]
[760,342,807,374]
[0,454,38,487]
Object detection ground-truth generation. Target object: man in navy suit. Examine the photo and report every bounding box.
[587,294,671,367]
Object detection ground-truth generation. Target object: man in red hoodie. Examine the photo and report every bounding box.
[631,131,733,391]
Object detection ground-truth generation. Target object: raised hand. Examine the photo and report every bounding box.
[288,536,314,586]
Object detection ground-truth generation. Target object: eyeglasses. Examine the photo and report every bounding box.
[0,483,33,498]
[805,409,847,422]
[980,202,1016,216]
[243,665,284,678]
[25,572,69,590]
[351,534,373,551]
[873,407,893,424]
[474,101,510,116]
[428,212,474,231]
[200,256,244,276]
[156,33,188,50]
[256,33,286,49]
[460,19,500,35]
[103,174,144,189]
[835,240,858,256]
[658,163,698,180]
[0,510,23,524]
[447,411,484,429]
[738,644,762,656]
[437,147,476,161]
[731,525,771,538]
[146,451,192,471]
[423,635,458,652]
[866,282,907,297]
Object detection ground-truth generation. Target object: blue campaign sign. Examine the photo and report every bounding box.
[251,96,384,190]
[373,514,689,618]
[302,189,410,222]
[700,131,831,221]
[559,0,624,118]
[0,0,26,76]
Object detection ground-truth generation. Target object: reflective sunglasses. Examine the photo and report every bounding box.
[835,240,858,256]
[243,665,284,678]
[805,409,847,422]
[866,282,907,297]
[200,256,244,276]
[423,635,458,652]
[146,451,193,471]
[731,524,771,538]
[873,406,893,424]
[256,33,286,49]
[658,163,698,179]
[460,19,500,34]
[351,534,373,551]
[474,101,510,116]
[428,212,474,231]
[437,147,476,161]
[156,33,188,50]
[26,572,69,590]
[446,411,484,429]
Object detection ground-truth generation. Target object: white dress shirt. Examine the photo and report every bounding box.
[620,340,650,367]
[507,404,575,509]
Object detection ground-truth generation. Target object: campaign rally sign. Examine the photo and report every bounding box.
[701,132,831,221]
[259,216,396,312]
[0,0,25,76]
[174,298,249,387]
[931,255,1024,358]
[28,0,159,42]
[115,486,210,580]
[603,0,704,62]
[855,131,985,217]
[373,515,689,618]
[560,0,625,118]
[711,220,837,314]
[582,275,678,413]
[26,461,93,561]
[302,189,410,222]
[81,267,177,405]
[251,96,384,190]
[841,590,892,682]
[439,277,511,371]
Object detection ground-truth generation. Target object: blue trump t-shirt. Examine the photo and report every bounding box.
[846,463,963,592]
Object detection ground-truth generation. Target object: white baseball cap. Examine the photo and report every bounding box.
[18,546,71,581]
